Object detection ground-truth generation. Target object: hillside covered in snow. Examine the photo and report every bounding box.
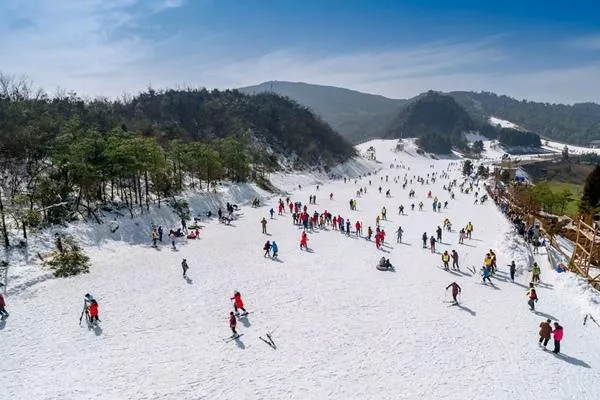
[1,140,599,400]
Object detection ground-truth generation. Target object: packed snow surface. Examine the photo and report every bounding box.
[489,116,522,130]
[1,140,599,400]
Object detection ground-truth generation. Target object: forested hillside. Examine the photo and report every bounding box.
[449,91,600,145]
[384,92,476,153]
[239,81,600,145]
[0,77,354,239]
[239,81,405,143]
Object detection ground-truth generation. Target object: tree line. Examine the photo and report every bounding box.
[0,75,355,246]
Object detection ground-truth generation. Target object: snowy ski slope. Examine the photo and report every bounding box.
[1,140,599,400]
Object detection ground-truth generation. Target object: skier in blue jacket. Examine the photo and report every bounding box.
[271,241,279,258]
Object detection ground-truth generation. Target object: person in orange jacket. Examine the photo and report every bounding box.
[231,291,248,316]
[88,299,99,324]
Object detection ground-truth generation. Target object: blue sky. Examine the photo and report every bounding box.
[1,0,599,103]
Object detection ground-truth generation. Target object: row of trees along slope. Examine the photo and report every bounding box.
[449,91,600,146]
[384,91,541,154]
[0,77,355,246]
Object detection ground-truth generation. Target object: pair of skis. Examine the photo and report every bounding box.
[584,314,600,327]
[223,334,244,343]
[259,333,277,349]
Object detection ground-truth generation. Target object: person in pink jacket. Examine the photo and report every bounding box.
[552,323,564,354]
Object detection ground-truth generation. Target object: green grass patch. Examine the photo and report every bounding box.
[543,181,583,217]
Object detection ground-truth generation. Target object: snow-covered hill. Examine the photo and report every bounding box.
[1,140,599,400]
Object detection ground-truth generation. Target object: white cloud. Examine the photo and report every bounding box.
[152,0,186,12]
[0,2,598,104]
[570,34,600,51]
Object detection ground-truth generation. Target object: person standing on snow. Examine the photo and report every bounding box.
[509,261,516,281]
[88,299,100,325]
[381,207,387,220]
[458,228,465,244]
[169,230,177,250]
[466,222,474,239]
[181,259,189,278]
[367,226,373,241]
[300,232,309,250]
[157,226,163,242]
[451,250,459,270]
[436,226,443,243]
[482,266,492,284]
[430,236,436,253]
[0,292,9,319]
[441,251,450,270]
[446,282,461,304]
[422,232,428,248]
[269,208,275,219]
[271,241,279,258]
[229,311,238,338]
[263,241,272,257]
[551,322,563,354]
[151,229,159,247]
[355,221,362,237]
[261,217,268,234]
[531,262,541,283]
[539,319,552,348]
[396,226,403,243]
[231,291,248,316]
[526,283,538,311]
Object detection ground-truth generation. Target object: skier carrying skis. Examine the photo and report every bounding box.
[526,283,538,311]
[181,259,189,277]
[231,291,248,316]
[263,241,272,257]
[441,250,450,270]
[446,282,461,304]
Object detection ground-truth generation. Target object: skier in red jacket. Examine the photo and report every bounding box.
[231,291,248,316]
[300,232,309,250]
[88,299,99,324]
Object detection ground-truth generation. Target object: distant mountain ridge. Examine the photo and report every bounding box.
[239,81,405,143]
[238,81,600,145]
